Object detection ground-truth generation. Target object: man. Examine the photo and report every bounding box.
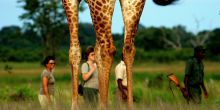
[184,46,208,104]
[115,55,128,102]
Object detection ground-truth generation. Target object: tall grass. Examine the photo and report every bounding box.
[0,62,220,109]
[1,81,219,110]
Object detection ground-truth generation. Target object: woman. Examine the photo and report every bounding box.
[38,56,56,109]
[81,46,99,108]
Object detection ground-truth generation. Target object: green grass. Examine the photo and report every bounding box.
[0,62,220,109]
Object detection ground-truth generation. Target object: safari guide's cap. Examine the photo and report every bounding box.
[194,45,205,53]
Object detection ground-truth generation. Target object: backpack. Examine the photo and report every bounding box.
[78,62,89,96]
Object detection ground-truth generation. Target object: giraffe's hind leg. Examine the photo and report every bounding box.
[120,0,146,109]
[95,43,116,109]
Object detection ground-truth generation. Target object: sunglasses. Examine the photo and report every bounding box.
[49,62,55,65]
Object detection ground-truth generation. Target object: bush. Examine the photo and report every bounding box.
[9,86,36,101]
[135,48,192,63]
[0,47,42,62]
[133,87,143,103]
[0,86,10,101]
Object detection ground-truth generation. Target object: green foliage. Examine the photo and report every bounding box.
[0,63,220,109]
[206,28,220,60]
[135,26,194,51]
[4,64,13,74]
[1,23,220,62]
[0,86,36,101]
[79,23,96,46]
[55,74,71,82]
[0,26,40,49]
[206,73,220,80]
[135,27,165,50]
[18,0,69,56]
[113,33,123,60]
[133,84,144,103]
[0,47,42,62]
[148,74,164,88]
[10,86,36,101]
[135,48,193,62]
[55,48,69,63]
[0,86,10,101]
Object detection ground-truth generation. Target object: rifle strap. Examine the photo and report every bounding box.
[169,81,175,97]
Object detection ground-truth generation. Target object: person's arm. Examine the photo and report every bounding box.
[117,79,127,90]
[201,82,208,99]
[183,75,190,98]
[42,76,51,102]
[184,75,189,91]
[184,59,193,91]
[82,63,96,81]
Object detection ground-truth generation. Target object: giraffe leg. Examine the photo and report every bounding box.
[62,0,81,110]
[120,0,146,109]
[123,46,135,110]
[86,0,116,109]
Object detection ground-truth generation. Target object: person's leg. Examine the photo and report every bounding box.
[38,95,50,109]
[188,86,202,104]
[83,88,98,108]
[115,88,127,109]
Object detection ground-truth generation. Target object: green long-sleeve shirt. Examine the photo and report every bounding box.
[185,57,204,86]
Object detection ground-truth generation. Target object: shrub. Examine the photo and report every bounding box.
[9,86,36,101]
[0,86,10,101]
[135,48,193,62]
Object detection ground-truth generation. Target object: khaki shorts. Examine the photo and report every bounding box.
[38,94,56,109]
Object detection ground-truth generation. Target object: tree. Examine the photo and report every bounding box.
[206,28,220,56]
[135,26,165,51]
[0,26,28,49]
[18,0,86,57]
[78,23,96,48]
[0,26,42,62]
[190,30,211,47]
[189,17,211,47]
[161,25,193,50]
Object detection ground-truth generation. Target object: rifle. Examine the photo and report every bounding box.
[167,73,190,102]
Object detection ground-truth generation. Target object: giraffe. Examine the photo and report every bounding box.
[62,0,178,109]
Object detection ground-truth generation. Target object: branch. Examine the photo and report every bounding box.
[200,32,210,45]
[162,37,178,49]
[174,29,182,48]
[190,39,197,47]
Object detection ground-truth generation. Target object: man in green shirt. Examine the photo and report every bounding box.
[184,46,208,104]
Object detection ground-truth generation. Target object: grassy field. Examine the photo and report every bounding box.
[0,61,220,110]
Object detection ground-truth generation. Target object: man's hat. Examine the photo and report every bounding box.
[194,46,205,53]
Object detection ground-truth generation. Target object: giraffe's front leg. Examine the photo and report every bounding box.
[120,0,146,109]
[62,0,81,110]
[69,45,81,110]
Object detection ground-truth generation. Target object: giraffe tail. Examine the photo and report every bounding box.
[152,0,179,6]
